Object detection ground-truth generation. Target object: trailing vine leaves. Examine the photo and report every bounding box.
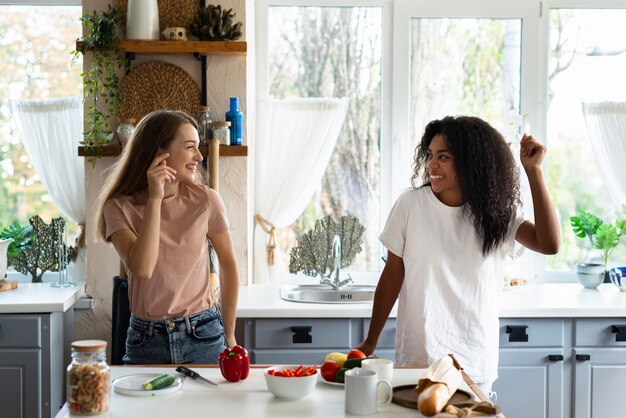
[72,5,129,167]
[289,215,365,280]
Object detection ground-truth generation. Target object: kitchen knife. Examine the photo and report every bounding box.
[175,366,218,386]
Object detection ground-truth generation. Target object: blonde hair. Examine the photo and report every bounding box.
[95,110,206,242]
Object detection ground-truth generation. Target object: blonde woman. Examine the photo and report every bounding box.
[96,110,239,364]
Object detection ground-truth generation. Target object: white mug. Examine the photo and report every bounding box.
[361,358,394,382]
[345,368,393,415]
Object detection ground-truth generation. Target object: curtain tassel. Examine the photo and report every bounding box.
[255,214,277,266]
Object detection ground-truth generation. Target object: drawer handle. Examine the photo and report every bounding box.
[576,354,591,361]
[548,354,564,362]
[505,325,528,342]
[291,326,312,344]
[611,325,626,342]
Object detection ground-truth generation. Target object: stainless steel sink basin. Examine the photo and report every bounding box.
[279,284,376,304]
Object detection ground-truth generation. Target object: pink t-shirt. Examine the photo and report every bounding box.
[104,182,229,320]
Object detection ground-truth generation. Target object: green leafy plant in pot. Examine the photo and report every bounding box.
[570,209,626,280]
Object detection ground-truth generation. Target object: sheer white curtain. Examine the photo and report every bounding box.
[9,96,86,233]
[581,102,626,210]
[254,97,349,284]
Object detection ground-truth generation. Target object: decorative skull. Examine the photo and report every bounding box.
[161,27,188,41]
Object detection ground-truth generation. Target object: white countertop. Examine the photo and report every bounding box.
[0,282,85,313]
[237,283,626,318]
[55,366,497,418]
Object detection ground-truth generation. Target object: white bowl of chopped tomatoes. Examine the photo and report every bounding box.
[264,365,318,399]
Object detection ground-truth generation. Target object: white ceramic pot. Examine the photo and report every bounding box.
[126,0,160,40]
[0,238,13,279]
[576,263,605,289]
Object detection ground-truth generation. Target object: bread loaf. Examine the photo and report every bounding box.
[417,382,452,416]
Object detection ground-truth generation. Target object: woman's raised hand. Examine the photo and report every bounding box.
[519,133,546,171]
[147,153,177,199]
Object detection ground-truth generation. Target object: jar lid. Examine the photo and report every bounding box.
[71,339,107,352]
[120,118,137,124]
[211,121,231,126]
[198,105,210,112]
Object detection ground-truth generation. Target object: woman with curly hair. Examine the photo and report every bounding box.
[355,115,560,396]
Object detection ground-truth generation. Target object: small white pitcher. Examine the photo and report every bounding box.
[0,238,13,279]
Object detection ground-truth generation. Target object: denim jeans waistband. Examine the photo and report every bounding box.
[130,306,220,336]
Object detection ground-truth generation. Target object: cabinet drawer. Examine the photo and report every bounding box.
[252,319,357,349]
[0,315,41,348]
[499,318,564,348]
[575,318,626,346]
[363,318,396,349]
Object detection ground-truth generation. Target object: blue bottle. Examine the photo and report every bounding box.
[225,97,243,145]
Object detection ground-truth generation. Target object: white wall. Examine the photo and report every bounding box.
[77,0,249,351]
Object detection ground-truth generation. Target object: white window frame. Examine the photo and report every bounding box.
[255,0,626,282]
[0,0,81,282]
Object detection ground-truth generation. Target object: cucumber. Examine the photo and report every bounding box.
[343,358,365,369]
[335,368,349,383]
[142,374,176,390]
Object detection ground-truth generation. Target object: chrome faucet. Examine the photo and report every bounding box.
[320,234,353,290]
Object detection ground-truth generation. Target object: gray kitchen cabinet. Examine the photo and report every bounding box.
[496,317,626,418]
[495,318,570,418]
[238,317,396,364]
[572,318,626,418]
[0,312,68,418]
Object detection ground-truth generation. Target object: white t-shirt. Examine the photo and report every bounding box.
[380,186,524,384]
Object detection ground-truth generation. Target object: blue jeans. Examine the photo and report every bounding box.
[123,306,227,365]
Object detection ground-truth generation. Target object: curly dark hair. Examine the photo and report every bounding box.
[410,115,521,255]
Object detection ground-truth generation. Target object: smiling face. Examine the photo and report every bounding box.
[162,123,203,184]
[426,134,463,206]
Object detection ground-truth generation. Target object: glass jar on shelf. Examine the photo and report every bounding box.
[197,105,213,145]
[116,118,136,147]
[67,340,110,416]
[211,121,231,145]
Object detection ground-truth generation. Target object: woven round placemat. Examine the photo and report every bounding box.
[119,61,200,121]
[116,0,199,32]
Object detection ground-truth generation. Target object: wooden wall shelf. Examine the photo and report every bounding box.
[118,40,247,56]
[78,144,248,157]
[76,40,247,56]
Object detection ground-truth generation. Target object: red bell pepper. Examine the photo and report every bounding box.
[218,345,250,382]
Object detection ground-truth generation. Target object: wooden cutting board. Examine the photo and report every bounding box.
[0,279,18,292]
[392,385,501,415]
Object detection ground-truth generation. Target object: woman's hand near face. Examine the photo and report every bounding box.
[519,133,546,172]
[147,153,177,200]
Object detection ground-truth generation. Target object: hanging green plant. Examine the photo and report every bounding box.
[72,5,129,167]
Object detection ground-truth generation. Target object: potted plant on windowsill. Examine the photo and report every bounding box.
[72,5,128,167]
[570,209,626,287]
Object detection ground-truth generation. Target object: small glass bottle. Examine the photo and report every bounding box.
[67,340,110,416]
[211,121,231,145]
[225,97,243,145]
[197,105,213,145]
[116,118,136,146]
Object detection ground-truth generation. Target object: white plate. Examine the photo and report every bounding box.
[318,372,344,387]
[112,373,183,397]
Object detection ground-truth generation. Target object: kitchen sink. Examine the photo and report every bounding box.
[279,284,376,304]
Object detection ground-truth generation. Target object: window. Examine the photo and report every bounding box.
[257,0,626,281]
[259,1,387,274]
[545,8,626,271]
[0,4,81,235]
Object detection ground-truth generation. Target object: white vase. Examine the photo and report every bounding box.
[0,238,12,279]
[126,0,160,40]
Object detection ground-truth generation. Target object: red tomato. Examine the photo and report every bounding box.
[321,360,340,381]
[347,348,367,359]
